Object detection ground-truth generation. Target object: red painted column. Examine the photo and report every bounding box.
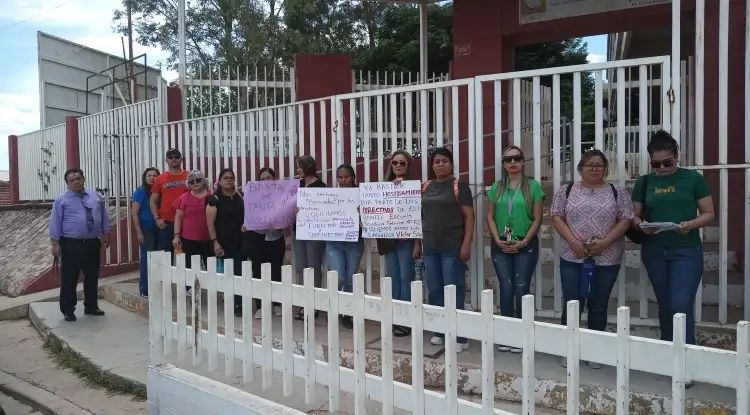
[7,135,19,204]
[452,0,508,184]
[64,116,80,170]
[294,54,353,182]
[167,87,183,123]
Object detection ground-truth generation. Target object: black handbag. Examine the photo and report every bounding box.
[376,239,396,255]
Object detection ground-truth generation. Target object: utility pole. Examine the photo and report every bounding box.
[127,0,137,103]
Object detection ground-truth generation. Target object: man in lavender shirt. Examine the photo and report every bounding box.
[50,169,111,321]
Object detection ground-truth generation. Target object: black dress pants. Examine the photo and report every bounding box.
[59,237,101,315]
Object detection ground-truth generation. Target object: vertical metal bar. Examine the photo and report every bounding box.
[671,0,681,137]
[745,0,750,321]
[717,0,729,324]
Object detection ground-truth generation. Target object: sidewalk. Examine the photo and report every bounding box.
[0,320,145,415]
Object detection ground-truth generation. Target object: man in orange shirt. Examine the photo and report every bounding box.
[150,149,189,254]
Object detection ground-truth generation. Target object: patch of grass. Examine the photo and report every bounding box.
[42,337,146,401]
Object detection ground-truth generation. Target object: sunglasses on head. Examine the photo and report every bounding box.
[187,179,202,185]
[650,158,675,169]
[391,160,407,167]
[502,155,524,164]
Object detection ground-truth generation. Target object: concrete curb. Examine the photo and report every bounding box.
[99,283,735,415]
[0,274,138,321]
[0,369,94,415]
[27,305,147,402]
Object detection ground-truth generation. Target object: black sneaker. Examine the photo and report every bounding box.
[84,309,105,316]
[64,313,76,322]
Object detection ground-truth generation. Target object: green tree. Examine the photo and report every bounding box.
[352,3,453,76]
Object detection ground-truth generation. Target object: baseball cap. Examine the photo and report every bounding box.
[166,148,182,158]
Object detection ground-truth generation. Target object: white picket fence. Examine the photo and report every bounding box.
[148,251,750,414]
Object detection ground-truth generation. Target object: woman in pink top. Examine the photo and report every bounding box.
[173,170,212,285]
[550,149,634,369]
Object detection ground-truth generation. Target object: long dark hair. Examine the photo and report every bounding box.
[385,150,415,181]
[336,164,357,187]
[298,156,318,178]
[214,168,236,196]
[258,167,276,180]
[494,146,532,208]
[429,147,454,179]
[141,167,160,198]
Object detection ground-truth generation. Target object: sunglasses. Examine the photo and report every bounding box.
[650,158,675,169]
[187,179,202,185]
[391,160,407,167]
[167,155,181,160]
[502,155,524,164]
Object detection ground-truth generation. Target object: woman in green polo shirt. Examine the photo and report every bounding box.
[632,130,715,346]
[487,146,544,352]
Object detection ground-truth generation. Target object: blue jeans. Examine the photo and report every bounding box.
[641,244,703,345]
[490,237,540,319]
[559,258,621,331]
[139,227,159,295]
[222,244,245,305]
[326,240,365,293]
[156,221,175,255]
[384,240,416,302]
[423,248,468,343]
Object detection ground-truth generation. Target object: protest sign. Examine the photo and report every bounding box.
[243,179,299,230]
[360,180,422,239]
[295,187,360,242]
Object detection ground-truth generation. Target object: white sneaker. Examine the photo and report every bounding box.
[254,309,262,320]
[456,342,470,353]
[273,306,282,316]
[430,336,445,346]
[510,347,522,354]
[186,288,192,297]
[497,345,511,352]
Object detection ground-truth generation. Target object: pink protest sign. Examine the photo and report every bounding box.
[243,179,299,230]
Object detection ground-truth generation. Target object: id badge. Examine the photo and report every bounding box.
[503,223,514,242]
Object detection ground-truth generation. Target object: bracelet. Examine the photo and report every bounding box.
[173,233,180,237]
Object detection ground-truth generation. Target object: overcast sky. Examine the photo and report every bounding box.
[0,0,608,171]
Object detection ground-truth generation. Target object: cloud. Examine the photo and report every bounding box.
[0,0,114,30]
[587,54,607,64]
[0,92,39,170]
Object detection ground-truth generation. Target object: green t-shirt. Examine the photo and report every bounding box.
[631,168,711,247]
[487,178,545,241]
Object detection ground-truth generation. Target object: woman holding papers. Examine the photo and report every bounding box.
[420,147,475,353]
[551,149,634,368]
[381,150,419,337]
[294,156,327,321]
[326,164,365,329]
[206,168,245,317]
[632,130,715,347]
[486,146,544,353]
[245,167,287,319]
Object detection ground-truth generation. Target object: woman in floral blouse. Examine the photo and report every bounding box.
[550,149,634,369]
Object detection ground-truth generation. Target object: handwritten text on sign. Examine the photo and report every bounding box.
[295,187,360,242]
[243,179,299,230]
[360,181,422,239]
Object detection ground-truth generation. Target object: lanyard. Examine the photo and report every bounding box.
[506,179,522,216]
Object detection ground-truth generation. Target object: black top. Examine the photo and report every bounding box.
[207,192,244,250]
[300,178,326,188]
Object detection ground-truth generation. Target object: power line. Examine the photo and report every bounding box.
[0,0,75,33]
